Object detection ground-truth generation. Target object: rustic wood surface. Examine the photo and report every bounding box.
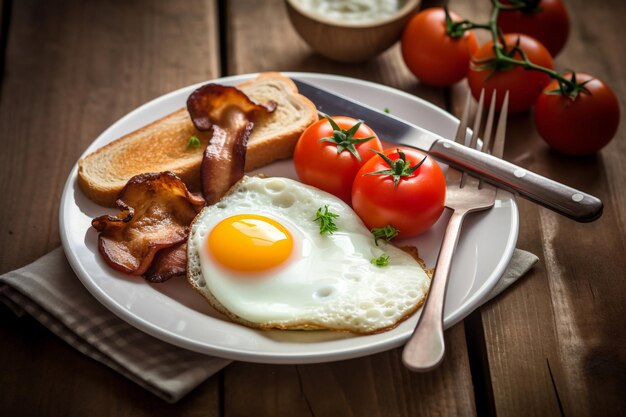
[0,0,624,416]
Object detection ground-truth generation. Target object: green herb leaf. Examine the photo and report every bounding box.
[383,107,391,114]
[186,135,201,150]
[314,205,339,235]
[371,254,390,267]
[371,225,400,246]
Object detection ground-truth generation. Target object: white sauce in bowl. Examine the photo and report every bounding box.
[295,0,407,23]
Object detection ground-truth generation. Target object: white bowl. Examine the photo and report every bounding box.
[285,0,420,63]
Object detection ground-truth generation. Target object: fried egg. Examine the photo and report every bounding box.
[187,176,430,334]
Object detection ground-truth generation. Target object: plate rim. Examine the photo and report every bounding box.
[59,72,518,364]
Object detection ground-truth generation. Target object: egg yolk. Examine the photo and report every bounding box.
[207,214,293,273]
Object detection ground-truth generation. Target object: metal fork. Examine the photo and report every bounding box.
[402,89,509,371]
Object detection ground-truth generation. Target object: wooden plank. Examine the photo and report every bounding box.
[226,0,444,95]
[0,308,221,415]
[225,325,475,417]
[450,0,626,415]
[0,0,219,272]
[0,0,5,65]
[0,0,220,414]
[527,0,626,413]
[224,1,477,416]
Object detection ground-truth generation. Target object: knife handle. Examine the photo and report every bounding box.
[429,140,603,222]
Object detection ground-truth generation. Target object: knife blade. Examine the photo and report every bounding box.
[293,78,603,223]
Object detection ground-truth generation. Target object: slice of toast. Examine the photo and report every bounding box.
[77,72,318,207]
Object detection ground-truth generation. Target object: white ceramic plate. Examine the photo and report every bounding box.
[60,72,518,364]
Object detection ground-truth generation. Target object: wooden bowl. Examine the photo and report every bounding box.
[285,0,420,63]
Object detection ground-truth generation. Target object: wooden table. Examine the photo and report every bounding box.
[1,0,624,415]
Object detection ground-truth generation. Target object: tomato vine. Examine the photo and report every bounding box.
[445,0,588,98]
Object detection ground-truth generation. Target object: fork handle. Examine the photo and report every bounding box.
[429,140,603,222]
[402,210,465,371]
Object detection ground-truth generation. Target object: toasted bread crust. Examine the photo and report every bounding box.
[78,73,318,207]
[242,72,318,170]
[77,109,209,206]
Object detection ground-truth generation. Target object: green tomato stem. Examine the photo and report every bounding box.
[446,0,579,95]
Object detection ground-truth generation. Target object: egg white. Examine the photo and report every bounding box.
[187,176,431,334]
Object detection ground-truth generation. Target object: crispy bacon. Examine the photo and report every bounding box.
[200,124,251,205]
[93,85,276,281]
[92,172,205,276]
[145,242,188,283]
[187,84,275,204]
[187,83,276,131]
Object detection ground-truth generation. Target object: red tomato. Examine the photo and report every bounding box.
[497,0,570,56]
[467,33,554,113]
[534,74,620,155]
[351,148,446,238]
[401,8,478,87]
[293,116,383,203]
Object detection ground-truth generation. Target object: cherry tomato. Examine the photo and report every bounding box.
[467,33,554,113]
[534,74,620,155]
[401,8,478,87]
[497,0,570,56]
[351,148,446,238]
[293,116,383,203]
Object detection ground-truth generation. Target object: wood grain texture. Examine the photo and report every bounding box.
[0,305,221,416]
[225,326,475,417]
[0,0,219,273]
[0,0,220,414]
[1,0,624,415]
[0,0,6,69]
[223,1,477,416]
[451,0,626,415]
[225,0,444,97]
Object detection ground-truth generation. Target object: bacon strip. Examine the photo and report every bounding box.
[200,124,252,204]
[187,84,275,204]
[93,85,275,282]
[187,83,276,131]
[92,172,205,276]
[145,242,188,283]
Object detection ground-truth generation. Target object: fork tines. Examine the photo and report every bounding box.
[454,89,509,187]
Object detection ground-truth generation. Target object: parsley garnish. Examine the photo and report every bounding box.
[371,254,390,267]
[186,135,201,150]
[371,224,399,246]
[314,205,339,235]
[383,107,391,114]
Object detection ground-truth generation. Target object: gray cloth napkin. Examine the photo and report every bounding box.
[0,247,538,403]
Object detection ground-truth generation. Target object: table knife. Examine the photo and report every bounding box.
[292,78,603,222]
